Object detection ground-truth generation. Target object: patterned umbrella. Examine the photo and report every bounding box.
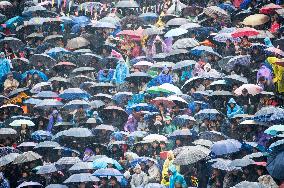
[211,139,242,156]
[194,109,221,121]
[204,6,230,20]
[172,38,199,49]
[173,145,210,165]
[0,153,20,167]
[199,131,227,142]
[231,181,264,188]
[226,55,251,71]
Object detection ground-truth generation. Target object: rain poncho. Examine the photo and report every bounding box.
[0,54,11,81]
[113,60,129,84]
[98,69,114,82]
[156,67,173,85]
[161,151,178,186]
[267,57,284,93]
[168,165,187,188]
[227,98,244,118]
[47,110,63,132]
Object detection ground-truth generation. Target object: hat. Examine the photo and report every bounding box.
[134,164,141,170]
[164,116,172,121]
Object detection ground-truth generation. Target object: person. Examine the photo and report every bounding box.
[236,88,255,114]
[74,105,87,125]
[98,69,114,83]
[124,110,139,132]
[0,52,11,81]
[18,124,30,143]
[161,151,175,187]
[3,72,19,95]
[113,59,129,91]
[109,176,121,188]
[147,159,161,183]
[270,15,280,34]
[208,169,223,188]
[0,172,10,188]
[168,165,187,188]
[47,110,63,132]
[156,66,173,85]
[180,66,193,83]
[222,39,236,56]
[130,164,149,188]
[162,116,176,135]
[227,98,244,119]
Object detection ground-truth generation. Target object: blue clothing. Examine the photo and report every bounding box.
[227,98,244,118]
[98,69,114,82]
[181,69,192,82]
[47,114,63,132]
[157,73,173,85]
[0,57,11,81]
[113,61,129,84]
[169,165,187,188]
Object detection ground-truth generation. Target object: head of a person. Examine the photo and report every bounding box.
[147,159,155,167]
[162,66,169,75]
[242,36,249,43]
[258,76,266,84]
[152,140,159,148]
[134,164,142,174]
[164,116,172,125]
[109,176,117,186]
[21,124,27,130]
[156,114,163,122]
[225,39,231,46]
[7,73,13,81]
[242,88,248,96]
[0,52,5,59]
[228,98,236,108]
[101,177,108,185]
[52,110,58,118]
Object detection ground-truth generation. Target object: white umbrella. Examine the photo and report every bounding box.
[164,28,187,38]
[234,84,263,96]
[10,119,35,127]
[159,83,183,94]
[143,134,168,142]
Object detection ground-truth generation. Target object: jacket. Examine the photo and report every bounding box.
[113,61,129,84]
[227,98,244,118]
[168,165,187,188]
[148,164,161,183]
[0,57,10,80]
[130,172,148,188]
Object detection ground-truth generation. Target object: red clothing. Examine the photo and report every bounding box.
[131,45,141,58]
[270,22,280,33]
[233,0,243,8]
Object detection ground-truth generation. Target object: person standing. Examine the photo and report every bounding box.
[113,59,129,91]
[168,165,187,188]
[130,164,149,188]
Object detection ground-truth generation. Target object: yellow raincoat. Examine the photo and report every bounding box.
[267,57,284,93]
[161,151,180,186]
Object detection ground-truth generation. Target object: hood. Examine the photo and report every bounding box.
[168,165,177,174]
[228,98,237,104]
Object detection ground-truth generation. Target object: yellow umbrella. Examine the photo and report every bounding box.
[242,14,270,26]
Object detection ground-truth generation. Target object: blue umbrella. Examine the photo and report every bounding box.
[218,2,236,13]
[71,24,86,34]
[172,115,196,126]
[191,45,215,56]
[31,130,52,141]
[112,92,133,104]
[4,16,23,28]
[63,100,90,110]
[199,131,227,142]
[128,103,158,112]
[72,16,90,25]
[267,151,284,180]
[93,157,123,170]
[22,70,48,81]
[130,157,157,168]
[23,98,42,105]
[194,109,221,121]
[46,47,70,58]
[34,91,59,98]
[0,147,20,157]
[254,107,284,122]
[35,99,64,109]
[139,12,158,21]
[59,88,91,100]
[269,139,284,154]
[211,139,242,156]
[168,129,192,138]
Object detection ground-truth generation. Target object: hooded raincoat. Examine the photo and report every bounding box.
[168,165,187,188]
[227,98,244,118]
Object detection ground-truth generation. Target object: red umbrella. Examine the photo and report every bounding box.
[260,3,282,14]
[150,97,175,108]
[231,27,259,38]
[117,28,144,40]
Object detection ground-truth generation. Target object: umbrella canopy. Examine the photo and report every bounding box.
[242,14,270,26]
[143,134,168,142]
[34,141,60,149]
[204,6,230,20]
[164,28,188,38]
[231,27,259,38]
[199,131,227,142]
[264,124,284,136]
[173,145,210,165]
[13,151,42,164]
[56,157,81,166]
[29,54,57,67]
[35,99,64,109]
[115,0,139,8]
[231,181,265,188]
[59,88,91,100]
[66,37,90,50]
[125,72,152,83]
[36,163,58,174]
[229,158,255,168]
[0,37,24,51]
[151,97,175,108]
[69,162,93,171]
[260,3,282,14]
[16,182,42,188]
[46,184,68,188]
[173,60,196,70]
[166,18,189,26]
[93,157,123,170]
[34,91,59,98]
[0,128,17,136]
[10,119,35,127]
[211,139,242,156]
[63,100,91,110]
[210,158,239,171]
[235,84,263,96]
[0,153,20,167]
[172,38,199,49]
[93,168,123,181]
[194,109,221,121]
[64,173,99,183]
[56,128,93,138]
[267,151,284,180]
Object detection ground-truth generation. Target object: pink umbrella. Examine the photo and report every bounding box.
[231,27,259,38]
[150,97,175,108]
[260,3,282,14]
[234,84,263,96]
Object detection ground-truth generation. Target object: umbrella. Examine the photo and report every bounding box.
[93,168,123,181]
[211,139,242,156]
[243,152,265,160]
[133,61,153,67]
[35,99,63,109]
[36,163,58,174]
[17,142,37,148]
[125,72,152,83]
[231,181,265,188]
[168,129,192,138]
[92,21,116,29]
[69,162,93,171]
[159,83,182,94]
[0,1,12,7]
[173,145,210,165]
[90,100,105,109]
[229,158,255,168]
[173,60,196,70]
[0,128,17,137]
[64,173,99,183]
[265,47,284,56]
[172,38,199,49]
[143,134,168,142]
[191,45,215,56]
[63,100,91,110]
[13,151,42,164]
[34,91,59,98]
[194,109,221,121]
[112,92,133,103]
[57,128,93,138]
[115,0,139,8]
[172,115,196,126]
[16,182,42,188]
[0,37,24,51]
[204,6,230,20]
[93,157,123,170]
[99,106,128,124]
[139,12,158,22]
[150,97,175,108]
[264,125,284,136]
[269,139,284,153]
[164,28,188,38]
[0,153,20,167]
[166,18,189,26]
[46,184,68,188]
[151,61,175,68]
[260,3,282,14]
[180,23,201,30]
[199,131,227,142]
[224,74,248,84]
[34,141,60,149]
[142,26,164,36]
[31,130,53,141]
[48,77,69,83]
[213,33,240,43]
[22,70,48,81]
[59,88,91,100]
[210,158,239,171]
[30,82,51,94]
[56,157,81,166]
[93,124,116,132]
[267,151,284,180]
[10,119,35,127]
[242,14,270,26]
[231,27,259,38]
[226,55,251,71]
[22,5,46,15]
[29,54,57,67]
[193,139,214,148]
[273,38,284,51]
[145,183,166,188]
[66,37,90,50]
[23,98,42,105]
[234,84,263,96]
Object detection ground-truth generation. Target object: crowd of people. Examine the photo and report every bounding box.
[0,0,283,187]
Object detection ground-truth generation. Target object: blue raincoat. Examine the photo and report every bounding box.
[156,70,173,85]
[113,60,129,84]
[227,98,244,118]
[0,55,11,81]
[169,165,187,188]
